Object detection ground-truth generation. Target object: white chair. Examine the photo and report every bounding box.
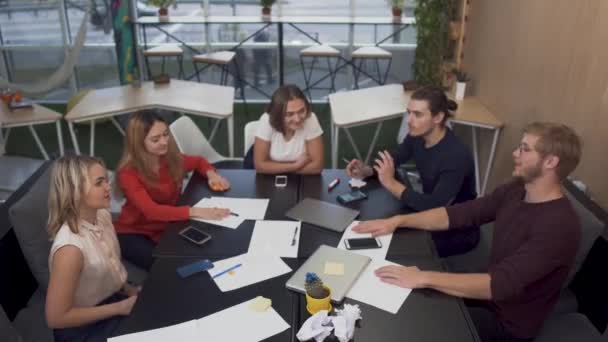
[243,120,260,155]
[169,116,242,165]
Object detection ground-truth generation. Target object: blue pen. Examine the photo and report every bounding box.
[212,263,242,279]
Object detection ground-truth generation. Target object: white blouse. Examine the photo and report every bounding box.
[49,209,127,307]
[255,112,323,162]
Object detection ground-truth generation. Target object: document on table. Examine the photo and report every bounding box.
[108,320,198,342]
[210,196,269,220]
[196,298,290,342]
[192,196,269,229]
[338,221,393,261]
[108,298,290,342]
[209,253,292,292]
[346,259,412,314]
[248,221,301,258]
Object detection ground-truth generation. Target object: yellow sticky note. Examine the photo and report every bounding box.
[324,262,345,276]
[248,296,272,312]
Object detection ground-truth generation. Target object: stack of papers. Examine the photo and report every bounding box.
[248,220,301,258]
[338,221,393,261]
[193,197,269,229]
[209,253,292,292]
[109,298,290,342]
[346,259,412,314]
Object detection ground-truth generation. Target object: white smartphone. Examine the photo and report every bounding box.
[179,226,212,245]
[344,237,382,250]
[275,175,288,187]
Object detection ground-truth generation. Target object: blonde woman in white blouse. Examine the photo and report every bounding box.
[45,155,139,342]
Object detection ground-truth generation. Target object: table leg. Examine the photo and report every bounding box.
[68,121,80,155]
[278,22,284,86]
[90,120,95,156]
[332,124,339,169]
[3,127,10,142]
[481,127,501,195]
[364,122,383,165]
[111,117,125,136]
[28,125,49,160]
[227,116,234,158]
[208,119,222,145]
[56,121,64,156]
[344,128,363,162]
[472,126,480,195]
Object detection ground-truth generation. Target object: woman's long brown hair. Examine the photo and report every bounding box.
[117,110,184,187]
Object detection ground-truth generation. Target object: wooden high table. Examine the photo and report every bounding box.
[329,84,504,195]
[0,102,64,159]
[65,80,235,157]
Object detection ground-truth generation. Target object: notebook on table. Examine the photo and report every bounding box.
[285,198,359,233]
[286,245,371,303]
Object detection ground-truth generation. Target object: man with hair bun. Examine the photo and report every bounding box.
[347,85,479,257]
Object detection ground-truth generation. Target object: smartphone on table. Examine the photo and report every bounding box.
[179,226,212,245]
[337,190,367,204]
[344,237,382,250]
[275,175,288,187]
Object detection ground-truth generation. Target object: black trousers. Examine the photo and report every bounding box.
[117,233,156,271]
[53,293,127,342]
[467,306,534,342]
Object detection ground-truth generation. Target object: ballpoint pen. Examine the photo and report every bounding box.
[291,226,299,246]
[212,263,242,279]
[230,211,239,217]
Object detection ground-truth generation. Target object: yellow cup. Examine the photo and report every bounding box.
[306,286,332,315]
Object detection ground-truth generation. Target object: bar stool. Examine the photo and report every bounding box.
[142,45,185,80]
[192,50,247,112]
[351,46,393,89]
[299,44,341,99]
[193,51,246,93]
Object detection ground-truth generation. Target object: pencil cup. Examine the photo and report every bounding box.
[306,286,332,315]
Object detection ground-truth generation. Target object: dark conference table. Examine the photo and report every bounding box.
[115,170,480,342]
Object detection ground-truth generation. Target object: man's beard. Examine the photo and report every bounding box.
[513,160,543,183]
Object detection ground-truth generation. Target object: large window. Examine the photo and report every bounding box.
[0,0,417,102]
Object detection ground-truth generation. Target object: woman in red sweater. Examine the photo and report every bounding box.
[115,111,230,270]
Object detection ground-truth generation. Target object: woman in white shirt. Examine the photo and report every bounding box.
[45,155,139,342]
[252,85,324,174]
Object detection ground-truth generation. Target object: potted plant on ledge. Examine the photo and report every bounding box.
[149,0,176,22]
[386,0,405,21]
[260,0,276,20]
[453,69,470,100]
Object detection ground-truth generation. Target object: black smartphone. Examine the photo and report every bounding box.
[337,190,367,204]
[344,237,382,250]
[179,226,212,245]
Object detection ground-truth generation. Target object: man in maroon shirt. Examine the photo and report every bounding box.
[353,122,582,342]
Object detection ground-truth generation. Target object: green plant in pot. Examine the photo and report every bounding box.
[453,69,470,100]
[412,0,450,87]
[305,272,332,314]
[148,0,176,20]
[386,0,405,17]
[260,0,276,16]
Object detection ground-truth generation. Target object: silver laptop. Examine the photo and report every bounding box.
[286,245,371,302]
[285,198,359,233]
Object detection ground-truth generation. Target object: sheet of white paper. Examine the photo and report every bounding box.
[346,259,412,314]
[248,221,301,258]
[196,298,290,342]
[192,197,246,229]
[349,178,367,188]
[108,320,198,342]
[209,253,292,292]
[210,196,269,220]
[338,221,393,261]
